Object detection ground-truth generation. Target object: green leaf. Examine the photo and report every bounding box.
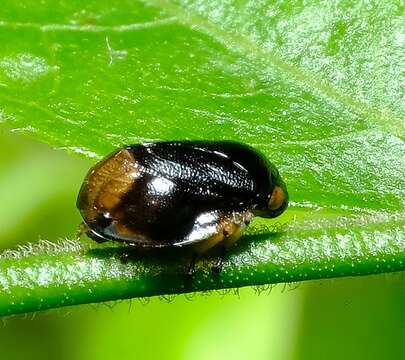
[0,0,404,315]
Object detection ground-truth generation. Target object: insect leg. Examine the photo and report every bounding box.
[75,222,89,240]
[187,252,198,276]
[211,246,227,273]
[211,211,252,273]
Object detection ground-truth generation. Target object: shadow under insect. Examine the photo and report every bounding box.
[86,225,283,274]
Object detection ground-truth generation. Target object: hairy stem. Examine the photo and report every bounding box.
[1,212,404,316]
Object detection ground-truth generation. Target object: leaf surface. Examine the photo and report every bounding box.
[0,0,404,315]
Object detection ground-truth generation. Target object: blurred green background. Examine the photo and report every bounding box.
[1,129,405,359]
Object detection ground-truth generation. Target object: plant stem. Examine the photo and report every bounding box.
[1,212,404,316]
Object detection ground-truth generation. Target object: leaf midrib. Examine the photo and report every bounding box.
[1,210,404,263]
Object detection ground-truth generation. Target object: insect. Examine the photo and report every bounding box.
[77,141,288,272]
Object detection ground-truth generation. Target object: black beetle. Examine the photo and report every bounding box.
[77,141,288,270]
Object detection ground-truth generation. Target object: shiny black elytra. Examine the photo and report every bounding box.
[77,141,288,260]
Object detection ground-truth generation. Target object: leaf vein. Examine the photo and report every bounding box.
[0,17,177,33]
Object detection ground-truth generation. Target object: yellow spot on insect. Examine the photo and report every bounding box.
[98,191,121,210]
[78,149,137,222]
[268,185,286,211]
